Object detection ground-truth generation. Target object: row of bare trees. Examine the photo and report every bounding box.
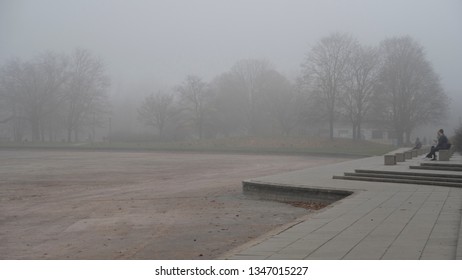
[137,34,448,144]
[300,33,448,145]
[0,49,109,142]
[0,34,448,144]
[137,59,303,140]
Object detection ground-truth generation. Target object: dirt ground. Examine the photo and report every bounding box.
[0,149,349,259]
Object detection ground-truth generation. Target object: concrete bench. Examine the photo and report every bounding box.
[439,149,451,161]
[395,152,405,162]
[404,151,413,160]
[384,154,396,165]
[438,144,456,161]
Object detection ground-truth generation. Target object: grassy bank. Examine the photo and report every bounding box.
[0,137,395,157]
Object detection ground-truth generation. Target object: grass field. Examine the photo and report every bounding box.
[0,136,395,157]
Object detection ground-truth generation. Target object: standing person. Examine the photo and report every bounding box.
[425,129,450,160]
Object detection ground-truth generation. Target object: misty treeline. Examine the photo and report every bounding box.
[0,33,448,145]
[0,48,109,142]
[138,33,448,145]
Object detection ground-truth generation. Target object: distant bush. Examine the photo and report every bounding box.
[454,124,462,152]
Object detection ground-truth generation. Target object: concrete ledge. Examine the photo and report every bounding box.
[243,180,353,204]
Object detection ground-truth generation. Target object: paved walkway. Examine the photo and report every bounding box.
[223,152,462,260]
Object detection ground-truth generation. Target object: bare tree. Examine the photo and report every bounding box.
[65,48,109,142]
[176,75,210,139]
[378,36,448,145]
[0,115,13,124]
[208,73,248,137]
[340,45,381,140]
[137,91,175,140]
[0,60,19,139]
[260,70,299,136]
[0,53,68,141]
[301,33,357,139]
[230,59,272,135]
[454,124,462,153]
[209,60,299,137]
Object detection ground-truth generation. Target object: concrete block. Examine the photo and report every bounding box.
[384,155,396,165]
[438,150,450,161]
[404,151,412,160]
[411,150,418,157]
[395,153,405,162]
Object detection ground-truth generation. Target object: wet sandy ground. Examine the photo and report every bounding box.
[0,149,349,259]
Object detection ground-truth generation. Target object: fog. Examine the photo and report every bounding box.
[2,0,461,87]
[1,0,461,143]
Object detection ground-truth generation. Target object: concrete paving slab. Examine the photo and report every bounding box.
[224,152,462,260]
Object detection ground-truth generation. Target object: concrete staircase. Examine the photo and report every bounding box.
[410,162,462,172]
[334,153,462,188]
[333,169,462,188]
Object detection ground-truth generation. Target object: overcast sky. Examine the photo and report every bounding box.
[1,0,461,95]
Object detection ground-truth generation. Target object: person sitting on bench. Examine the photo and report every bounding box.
[412,137,422,150]
[425,129,451,160]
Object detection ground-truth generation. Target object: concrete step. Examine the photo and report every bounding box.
[333,175,462,188]
[355,169,462,179]
[410,165,462,172]
[420,162,462,168]
[344,172,462,184]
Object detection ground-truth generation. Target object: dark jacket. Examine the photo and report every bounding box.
[436,134,450,150]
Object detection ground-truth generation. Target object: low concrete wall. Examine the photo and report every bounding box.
[243,181,353,204]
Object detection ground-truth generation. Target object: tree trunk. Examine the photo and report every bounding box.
[405,130,412,146]
[329,112,334,140]
[67,127,72,143]
[74,129,79,142]
[396,131,404,146]
[31,120,40,142]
